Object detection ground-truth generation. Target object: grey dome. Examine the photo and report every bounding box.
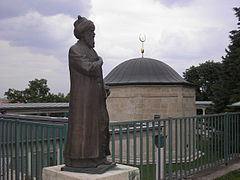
[104,57,190,86]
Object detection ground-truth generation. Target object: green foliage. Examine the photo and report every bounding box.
[183,61,222,101]
[4,78,69,103]
[212,7,240,112]
[184,7,240,113]
[4,88,26,103]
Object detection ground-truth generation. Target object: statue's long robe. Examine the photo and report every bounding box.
[64,40,110,163]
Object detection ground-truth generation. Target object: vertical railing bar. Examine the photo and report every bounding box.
[196,117,199,173]
[47,127,50,166]
[25,124,29,179]
[11,122,14,180]
[140,122,143,180]
[207,117,210,169]
[236,114,240,157]
[6,121,10,180]
[163,120,166,178]
[152,121,156,180]
[206,117,209,169]
[146,122,149,180]
[214,116,217,168]
[35,125,39,179]
[30,125,34,180]
[1,121,5,180]
[236,114,238,157]
[119,125,123,163]
[201,117,204,171]
[180,118,183,178]
[227,114,230,164]
[224,114,228,165]
[184,118,187,178]
[157,121,161,180]
[220,116,222,164]
[41,126,45,169]
[210,116,213,168]
[204,116,207,170]
[175,119,178,179]
[229,114,231,162]
[188,118,191,175]
[214,116,217,167]
[21,123,24,180]
[192,117,196,174]
[2,121,6,180]
[133,123,137,166]
[234,115,237,158]
[226,114,229,162]
[216,116,219,165]
[63,124,68,153]
[15,120,20,180]
[222,115,225,164]
[218,116,221,165]
[231,115,234,160]
[59,126,63,164]
[53,128,57,165]
[230,114,232,160]
[126,125,130,164]
[0,121,2,180]
[111,126,115,162]
[168,119,172,179]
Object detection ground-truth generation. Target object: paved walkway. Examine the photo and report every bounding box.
[186,159,240,180]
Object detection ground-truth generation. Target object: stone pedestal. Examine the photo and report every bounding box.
[42,164,140,180]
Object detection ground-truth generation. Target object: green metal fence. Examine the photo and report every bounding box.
[1,112,240,180]
[0,118,67,180]
[110,112,240,180]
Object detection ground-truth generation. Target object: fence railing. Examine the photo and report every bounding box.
[0,118,67,180]
[1,112,240,180]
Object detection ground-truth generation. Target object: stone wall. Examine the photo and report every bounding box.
[106,85,196,122]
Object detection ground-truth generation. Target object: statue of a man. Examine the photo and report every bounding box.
[62,16,115,173]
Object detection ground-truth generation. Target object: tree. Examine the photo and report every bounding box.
[184,7,240,113]
[183,61,222,101]
[4,88,26,103]
[4,78,69,103]
[24,79,50,102]
[212,7,240,112]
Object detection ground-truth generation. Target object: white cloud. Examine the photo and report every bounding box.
[0,0,90,19]
[0,40,69,97]
[0,11,75,59]
[0,0,238,97]
[90,0,238,76]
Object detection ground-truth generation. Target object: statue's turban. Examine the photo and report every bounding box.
[73,16,95,39]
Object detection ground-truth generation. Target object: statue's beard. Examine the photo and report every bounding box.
[84,36,95,48]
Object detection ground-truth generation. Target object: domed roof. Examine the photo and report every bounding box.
[104,57,190,86]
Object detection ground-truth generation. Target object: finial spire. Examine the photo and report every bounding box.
[139,34,146,58]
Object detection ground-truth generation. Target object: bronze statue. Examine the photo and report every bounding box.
[62,16,115,173]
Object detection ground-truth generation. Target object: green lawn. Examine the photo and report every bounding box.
[215,169,240,180]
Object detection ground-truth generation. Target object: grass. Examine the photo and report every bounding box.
[215,169,240,180]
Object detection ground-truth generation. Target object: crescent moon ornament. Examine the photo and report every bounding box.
[139,34,146,58]
[139,33,146,42]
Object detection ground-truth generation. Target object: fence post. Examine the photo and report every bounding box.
[224,113,229,165]
[154,115,164,180]
[15,120,20,180]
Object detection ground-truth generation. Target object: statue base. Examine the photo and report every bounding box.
[61,162,116,174]
[42,164,140,180]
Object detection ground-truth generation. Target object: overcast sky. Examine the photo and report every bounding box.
[0,0,238,97]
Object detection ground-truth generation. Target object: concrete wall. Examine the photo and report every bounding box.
[106,85,196,122]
